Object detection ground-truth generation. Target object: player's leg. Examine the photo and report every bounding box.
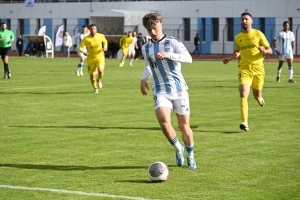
[287,53,296,83]
[155,95,184,167]
[174,95,196,169]
[276,54,284,82]
[96,53,105,89]
[3,48,11,78]
[87,61,98,93]
[238,67,252,131]
[252,70,265,107]
[119,48,128,67]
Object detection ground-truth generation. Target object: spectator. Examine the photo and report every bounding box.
[16,34,24,56]
[63,32,72,58]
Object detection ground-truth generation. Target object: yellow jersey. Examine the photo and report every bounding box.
[119,35,133,49]
[235,29,270,66]
[79,33,107,62]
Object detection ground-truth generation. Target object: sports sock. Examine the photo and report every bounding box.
[130,58,133,64]
[90,76,97,89]
[288,66,293,80]
[78,62,83,69]
[185,143,194,157]
[4,64,9,74]
[277,66,282,77]
[169,136,182,152]
[240,97,248,123]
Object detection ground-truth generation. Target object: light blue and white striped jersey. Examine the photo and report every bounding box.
[141,35,192,94]
[274,30,295,54]
[72,32,90,52]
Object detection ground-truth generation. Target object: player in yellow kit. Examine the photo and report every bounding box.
[119,31,134,67]
[79,24,107,94]
[223,12,272,131]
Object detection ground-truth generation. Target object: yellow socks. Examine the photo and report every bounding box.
[240,97,248,123]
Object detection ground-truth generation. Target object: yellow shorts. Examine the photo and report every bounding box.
[122,47,129,56]
[87,54,105,75]
[238,64,265,90]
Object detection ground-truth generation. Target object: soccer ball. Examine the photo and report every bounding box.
[148,162,169,182]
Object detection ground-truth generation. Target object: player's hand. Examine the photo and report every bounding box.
[223,58,230,64]
[258,46,266,53]
[155,52,169,60]
[0,39,2,42]
[103,48,107,52]
[140,79,149,95]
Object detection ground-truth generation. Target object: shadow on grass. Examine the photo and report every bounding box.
[115,180,153,184]
[8,125,199,131]
[0,163,146,171]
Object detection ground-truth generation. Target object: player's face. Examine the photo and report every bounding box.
[1,23,6,31]
[89,26,97,36]
[146,22,163,41]
[241,15,253,31]
[283,23,289,31]
[82,27,88,34]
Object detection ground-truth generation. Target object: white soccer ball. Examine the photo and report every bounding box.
[148,161,169,182]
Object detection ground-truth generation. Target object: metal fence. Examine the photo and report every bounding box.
[10,23,300,56]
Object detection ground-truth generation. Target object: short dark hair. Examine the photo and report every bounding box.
[241,12,252,18]
[1,22,6,26]
[283,21,289,26]
[89,24,97,29]
[82,25,88,28]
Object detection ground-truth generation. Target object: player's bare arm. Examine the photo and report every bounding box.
[258,46,272,54]
[140,79,149,95]
[223,50,240,64]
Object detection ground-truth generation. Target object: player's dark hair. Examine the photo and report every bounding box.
[143,13,162,29]
[89,24,97,29]
[283,21,289,26]
[241,12,252,19]
[82,25,88,28]
[1,22,6,25]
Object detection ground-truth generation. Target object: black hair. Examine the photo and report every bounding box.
[283,21,289,26]
[241,12,252,18]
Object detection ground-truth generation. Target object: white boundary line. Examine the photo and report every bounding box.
[0,185,155,200]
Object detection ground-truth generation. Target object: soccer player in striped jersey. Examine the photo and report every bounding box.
[140,13,196,169]
[72,25,90,76]
[272,21,296,83]
[223,12,272,132]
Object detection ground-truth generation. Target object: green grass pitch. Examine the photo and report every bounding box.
[0,57,299,199]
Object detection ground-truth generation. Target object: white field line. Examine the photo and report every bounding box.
[0,185,155,200]
[1,84,89,91]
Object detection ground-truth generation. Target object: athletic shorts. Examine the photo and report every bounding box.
[153,91,190,115]
[128,46,135,55]
[122,47,129,56]
[238,64,265,90]
[77,51,87,58]
[0,46,11,59]
[278,53,293,61]
[87,53,105,75]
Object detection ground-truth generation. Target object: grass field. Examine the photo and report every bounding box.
[0,57,299,200]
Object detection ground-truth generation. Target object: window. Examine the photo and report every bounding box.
[227,18,233,41]
[289,17,293,31]
[212,18,219,41]
[201,18,205,42]
[183,18,190,41]
[259,18,265,34]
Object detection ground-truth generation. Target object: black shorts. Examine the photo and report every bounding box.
[0,46,11,59]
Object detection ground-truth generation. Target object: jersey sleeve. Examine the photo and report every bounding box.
[168,38,192,63]
[259,31,270,47]
[101,34,108,49]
